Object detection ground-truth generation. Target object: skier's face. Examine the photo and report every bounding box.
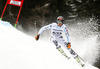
[57,23,63,27]
[57,19,64,27]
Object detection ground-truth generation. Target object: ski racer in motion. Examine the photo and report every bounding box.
[35,16,85,67]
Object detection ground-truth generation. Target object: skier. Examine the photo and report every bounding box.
[35,16,85,67]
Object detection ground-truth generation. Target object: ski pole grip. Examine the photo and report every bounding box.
[35,34,40,41]
[67,42,71,48]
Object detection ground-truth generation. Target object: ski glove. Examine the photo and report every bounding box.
[67,42,71,49]
[35,34,40,41]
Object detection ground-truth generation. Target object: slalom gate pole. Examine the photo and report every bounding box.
[14,7,22,28]
[0,0,24,28]
[0,18,2,20]
[0,1,8,20]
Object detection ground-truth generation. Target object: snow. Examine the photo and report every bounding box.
[0,20,99,69]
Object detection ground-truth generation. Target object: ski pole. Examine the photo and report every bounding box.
[77,54,85,62]
[71,48,85,62]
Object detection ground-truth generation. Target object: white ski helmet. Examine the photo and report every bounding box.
[56,16,64,24]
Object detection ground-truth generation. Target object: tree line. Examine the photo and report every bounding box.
[0,0,100,31]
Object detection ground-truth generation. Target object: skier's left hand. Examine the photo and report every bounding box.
[67,42,71,48]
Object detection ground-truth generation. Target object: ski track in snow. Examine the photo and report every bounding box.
[0,20,99,69]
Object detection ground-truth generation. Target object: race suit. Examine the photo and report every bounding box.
[38,23,77,58]
[38,23,69,48]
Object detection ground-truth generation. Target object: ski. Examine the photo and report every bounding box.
[57,47,70,60]
[70,48,85,67]
[75,56,85,67]
[57,46,85,67]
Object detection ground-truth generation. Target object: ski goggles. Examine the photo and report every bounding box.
[57,20,64,24]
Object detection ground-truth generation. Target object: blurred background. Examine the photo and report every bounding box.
[0,0,100,68]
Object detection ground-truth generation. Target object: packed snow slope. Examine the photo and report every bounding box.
[0,20,98,69]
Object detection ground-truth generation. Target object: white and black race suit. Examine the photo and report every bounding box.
[38,23,69,48]
[38,23,79,58]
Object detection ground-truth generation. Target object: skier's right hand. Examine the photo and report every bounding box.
[35,34,40,41]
